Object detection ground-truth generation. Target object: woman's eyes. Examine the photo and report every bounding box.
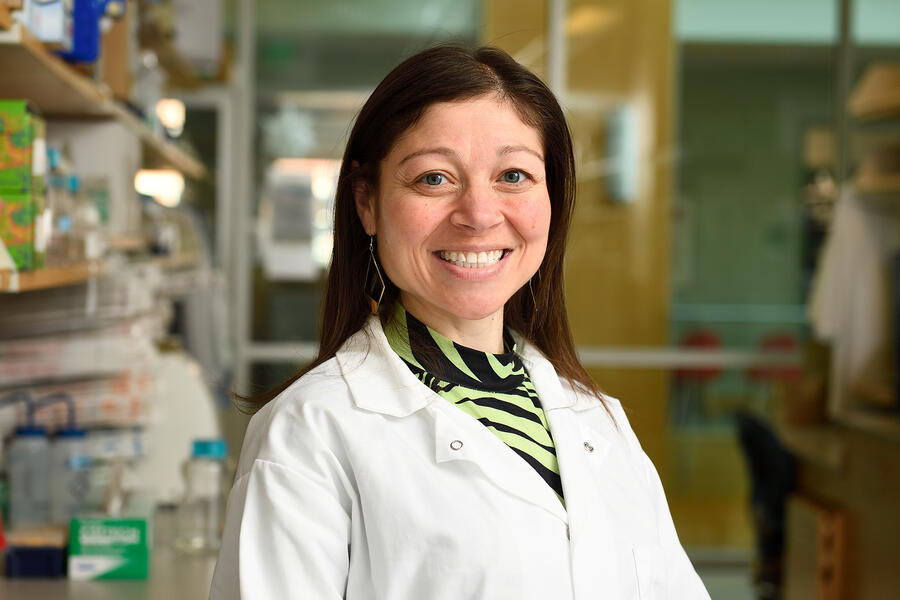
[501,170,527,184]
[416,170,530,187]
[422,172,447,186]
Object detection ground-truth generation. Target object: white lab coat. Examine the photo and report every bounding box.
[210,317,710,599]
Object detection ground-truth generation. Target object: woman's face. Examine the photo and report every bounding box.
[355,94,551,332]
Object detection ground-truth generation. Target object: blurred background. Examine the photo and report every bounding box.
[1,0,899,598]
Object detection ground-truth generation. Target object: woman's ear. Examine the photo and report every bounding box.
[352,161,377,235]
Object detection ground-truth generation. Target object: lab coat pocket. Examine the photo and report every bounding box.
[632,544,665,600]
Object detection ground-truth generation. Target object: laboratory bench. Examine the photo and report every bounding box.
[0,508,218,600]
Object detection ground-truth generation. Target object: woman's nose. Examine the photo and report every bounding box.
[449,184,504,232]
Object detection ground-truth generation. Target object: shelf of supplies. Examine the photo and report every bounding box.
[0,23,111,116]
[108,102,206,179]
[850,94,900,122]
[0,23,206,179]
[156,252,199,271]
[848,63,900,121]
[129,252,199,272]
[107,233,149,252]
[0,261,104,293]
[854,173,900,197]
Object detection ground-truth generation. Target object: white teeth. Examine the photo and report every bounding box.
[439,249,505,268]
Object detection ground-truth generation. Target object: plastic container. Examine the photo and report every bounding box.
[45,148,74,267]
[70,175,105,260]
[174,439,227,554]
[64,175,87,263]
[50,429,92,524]
[58,0,112,63]
[8,426,51,528]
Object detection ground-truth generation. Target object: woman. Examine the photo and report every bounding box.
[211,46,710,599]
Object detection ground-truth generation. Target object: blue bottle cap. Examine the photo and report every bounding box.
[47,148,61,170]
[192,438,227,460]
[15,425,47,437]
[56,428,87,438]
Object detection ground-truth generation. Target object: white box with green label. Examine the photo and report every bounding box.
[67,508,153,580]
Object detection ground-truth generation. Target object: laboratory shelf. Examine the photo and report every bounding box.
[835,408,900,441]
[855,173,900,196]
[0,261,104,293]
[848,63,900,121]
[0,23,206,178]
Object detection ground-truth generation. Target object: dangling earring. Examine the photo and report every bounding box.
[364,235,385,315]
[528,267,540,310]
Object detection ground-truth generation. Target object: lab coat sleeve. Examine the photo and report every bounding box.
[641,451,712,599]
[210,402,353,599]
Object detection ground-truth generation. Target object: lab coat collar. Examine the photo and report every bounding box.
[337,316,603,416]
[336,316,436,417]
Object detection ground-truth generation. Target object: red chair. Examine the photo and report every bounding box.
[672,329,723,426]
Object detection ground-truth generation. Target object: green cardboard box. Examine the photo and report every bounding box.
[0,190,46,270]
[68,512,153,580]
[0,100,48,271]
[0,100,47,194]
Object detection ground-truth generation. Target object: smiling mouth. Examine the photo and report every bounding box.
[438,249,508,269]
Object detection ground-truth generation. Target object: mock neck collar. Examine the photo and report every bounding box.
[384,305,524,392]
[336,316,591,417]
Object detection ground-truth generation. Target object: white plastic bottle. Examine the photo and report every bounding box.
[50,428,92,524]
[70,174,106,261]
[8,425,51,527]
[174,439,227,553]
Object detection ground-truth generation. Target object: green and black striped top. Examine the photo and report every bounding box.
[385,305,565,506]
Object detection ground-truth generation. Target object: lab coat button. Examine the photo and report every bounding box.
[450,440,463,451]
[583,441,594,453]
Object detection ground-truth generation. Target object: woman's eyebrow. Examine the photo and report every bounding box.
[499,144,544,161]
[398,147,457,165]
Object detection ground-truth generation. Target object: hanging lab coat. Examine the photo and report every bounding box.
[210,317,710,600]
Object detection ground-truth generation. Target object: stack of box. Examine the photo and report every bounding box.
[0,100,48,271]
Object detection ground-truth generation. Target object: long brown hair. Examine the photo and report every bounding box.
[243,45,607,412]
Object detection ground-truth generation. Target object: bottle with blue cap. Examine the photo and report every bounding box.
[50,427,92,524]
[8,425,51,527]
[175,438,228,553]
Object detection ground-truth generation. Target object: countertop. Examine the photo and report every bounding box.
[0,508,219,600]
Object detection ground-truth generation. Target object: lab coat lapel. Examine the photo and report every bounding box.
[523,345,622,598]
[548,409,621,599]
[341,318,568,523]
[432,401,569,524]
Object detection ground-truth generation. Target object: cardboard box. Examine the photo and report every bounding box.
[0,100,47,193]
[23,0,73,51]
[68,497,154,580]
[0,100,47,270]
[0,190,45,270]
